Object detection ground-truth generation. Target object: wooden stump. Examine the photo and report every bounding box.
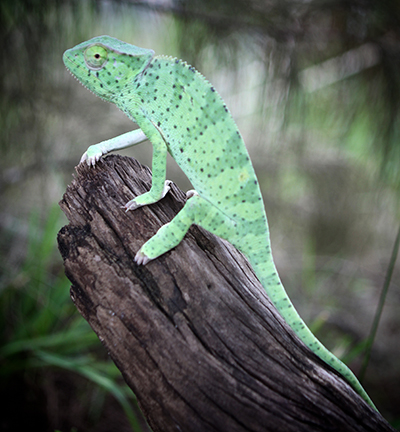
[57,155,394,432]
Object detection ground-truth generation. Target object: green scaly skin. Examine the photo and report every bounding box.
[63,35,377,410]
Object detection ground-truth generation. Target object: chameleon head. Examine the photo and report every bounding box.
[63,35,154,103]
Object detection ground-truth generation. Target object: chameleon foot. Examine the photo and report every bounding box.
[135,249,152,265]
[162,179,173,197]
[80,144,104,166]
[124,180,173,211]
[124,200,142,211]
[186,189,199,199]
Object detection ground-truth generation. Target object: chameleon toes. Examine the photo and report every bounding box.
[186,189,199,199]
[135,249,151,265]
[80,151,98,166]
[124,200,142,212]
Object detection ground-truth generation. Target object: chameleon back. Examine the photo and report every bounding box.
[124,56,268,228]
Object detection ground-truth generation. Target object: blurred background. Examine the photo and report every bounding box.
[1,0,399,430]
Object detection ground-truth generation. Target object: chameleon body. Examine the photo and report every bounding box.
[63,36,376,410]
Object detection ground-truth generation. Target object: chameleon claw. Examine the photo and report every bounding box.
[80,152,101,167]
[135,249,152,265]
[124,200,142,212]
[80,146,104,167]
[79,152,88,165]
[162,180,172,197]
[186,189,199,199]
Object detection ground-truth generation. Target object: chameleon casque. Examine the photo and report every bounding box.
[63,35,376,410]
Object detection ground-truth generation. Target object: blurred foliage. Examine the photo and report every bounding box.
[1,0,400,197]
[169,0,400,188]
[0,206,148,431]
[0,0,399,429]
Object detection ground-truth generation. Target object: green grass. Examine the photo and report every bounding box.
[0,205,146,432]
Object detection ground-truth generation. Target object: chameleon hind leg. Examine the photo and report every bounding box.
[135,191,379,412]
[135,191,238,265]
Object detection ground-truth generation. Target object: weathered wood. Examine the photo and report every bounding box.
[58,155,394,432]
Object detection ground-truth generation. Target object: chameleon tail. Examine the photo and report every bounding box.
[235,221,377,411]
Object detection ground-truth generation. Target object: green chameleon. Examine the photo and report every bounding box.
[63,35,376,410]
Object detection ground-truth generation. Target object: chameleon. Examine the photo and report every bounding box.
[63,35,377,410]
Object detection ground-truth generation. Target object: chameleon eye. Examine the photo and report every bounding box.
[84,45,108,70]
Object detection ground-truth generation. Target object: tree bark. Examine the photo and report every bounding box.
[57,155,394,432]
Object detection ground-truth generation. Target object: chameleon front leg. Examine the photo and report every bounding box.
[135,191,238,264]
[81,128,148,166]
[124,120,171,211]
